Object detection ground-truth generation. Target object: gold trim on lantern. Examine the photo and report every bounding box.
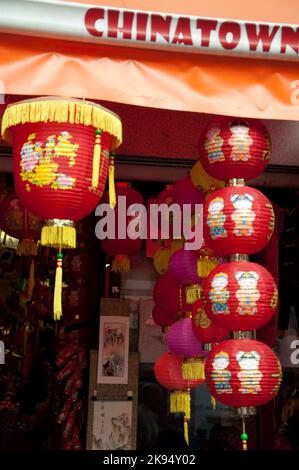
[197,256,218,278]
[229,254,250,262]
[182,357,205,380]
[1,97,122,149]
[186,284,201,304]
[41,219,76,249]
[170,389,191,420]
[225,178,245,187]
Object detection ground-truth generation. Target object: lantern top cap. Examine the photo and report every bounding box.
[1,96,122,148]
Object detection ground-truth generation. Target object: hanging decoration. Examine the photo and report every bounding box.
[101,182,143,273]
[191,160,224,195]
[198,114,282,451]
[203,186,275,256]
[198,116,271,181]
[168,248,202,305]
[166,316,206,381]
[202,261,278,331]
[152,305,179,328]
[154,352,203,445]
[172,174,205,212]
[205,339,282,408]
[1,97,122,320]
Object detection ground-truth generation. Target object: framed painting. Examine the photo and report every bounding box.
[92,400,133,450]
[97,315,129,384]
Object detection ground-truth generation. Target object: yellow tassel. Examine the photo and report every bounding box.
[28,258,35,298]
[186,284,201,304]
[211,396,217,410]
[92,130,101,189]
[197,257,218,278]
[41,225,76,249]
[1,98,122,148]
[109,155,116,209]
[112,255,130,273]
[170,390,191,420]
[16,239,38,257]
[53,253,63,321]
[183,416,189,446]
[182,358,205,380]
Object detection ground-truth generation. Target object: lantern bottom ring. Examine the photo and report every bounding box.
[237,406,256,417]
[41,219,76,249]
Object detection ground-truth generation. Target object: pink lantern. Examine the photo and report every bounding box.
[166,317,206,381]
[168,248,202,305]
[172,175,205,211]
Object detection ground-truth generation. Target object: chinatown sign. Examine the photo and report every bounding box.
[0,0,299,61]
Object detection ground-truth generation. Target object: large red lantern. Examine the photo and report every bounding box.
[202,261,278,331]
[205,339,282,408]
[192,299,228,344]
[166,317,206,380]
[1,97,122,319]
[203,186,274,256]
[153,272,188,318]
[198,116,271,181]
[101,182,143,272]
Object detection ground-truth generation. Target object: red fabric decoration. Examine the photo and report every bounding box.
[152,305,178,328]
[154,352,201,390]
[205,339,282,407]
[153,272,188,318]
[202,261,278,331]
[192,298,228,344]
[203,186,275,256]
[198,116,271,181]
[0,192,42,240]
[101,182,143,271]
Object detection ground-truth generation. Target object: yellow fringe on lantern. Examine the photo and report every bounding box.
[183,416,189,446]
[112,256,130,273]
[54,255,63,321]
[41,225,76,249]
[197,257,218,278]
[109,156,116,209]
[186,284,201,304]
[1,98,122,148]
[92,133,101,189]
[16,239,39,257]
[28,258,35,298]
[182,359,205,381]
[170,390,191,420]
[211,396,217,411]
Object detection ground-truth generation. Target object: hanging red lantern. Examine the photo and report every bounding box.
[198,116,271,181]
[166,317,206,381]
[152,185,176,240]
[154,352,202,444]
[2,97,122,320]
[101,182,143,272]
[172,175,205,212]
[205,339,282,408]
[168,248,202,305]
[153,271,188,318]
[152,305,179,328]
[203,186,274,256]
[202,261,278,331]
[192,298,228,344]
